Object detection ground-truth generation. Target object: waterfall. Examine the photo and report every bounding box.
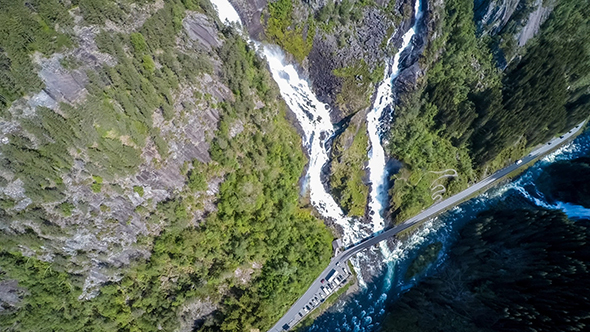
[211,0,242,25]
[210,0,367,246]
[366,0,423,235]
[210,0,425,281]
[262,47,369,244]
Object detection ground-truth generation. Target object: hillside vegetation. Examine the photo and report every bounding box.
[388,0,590,222]
[0,0,332,331]
[330,121,370,217]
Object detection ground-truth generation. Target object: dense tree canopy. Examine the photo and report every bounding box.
[382,208,590,332]
[0,1,332,331]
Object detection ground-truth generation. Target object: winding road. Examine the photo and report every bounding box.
[268,121,586,332]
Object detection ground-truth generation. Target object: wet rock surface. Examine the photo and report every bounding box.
[474,0,521,35]
[229,0,268,39]
[308,6,394,123]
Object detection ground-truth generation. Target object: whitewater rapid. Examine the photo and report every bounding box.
[210,0,426,283]
[366,0,423,234]
[209,2,590,331]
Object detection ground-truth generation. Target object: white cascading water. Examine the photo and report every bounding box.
[210,0,367,246]
[210,0,242,25]
[363,0,423,291]
[210,0,426,275]
[366,0,422,235]
[262,46,364,246]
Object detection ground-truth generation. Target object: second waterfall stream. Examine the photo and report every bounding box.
[209,0,424,284]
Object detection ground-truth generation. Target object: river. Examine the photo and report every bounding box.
[302,131,590,332]
[209,0,590,331]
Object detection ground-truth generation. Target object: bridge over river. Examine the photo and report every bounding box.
[268,122,587,332]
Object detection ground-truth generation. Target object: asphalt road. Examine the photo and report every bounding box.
[268,122,586,332]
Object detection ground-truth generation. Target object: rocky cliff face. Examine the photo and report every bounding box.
[0,1,230,301]
[474,0,553,64]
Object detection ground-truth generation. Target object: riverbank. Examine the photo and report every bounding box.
[303,126,590,332]
[289,122,588,330]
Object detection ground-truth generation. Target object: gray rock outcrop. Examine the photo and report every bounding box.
[474,0,553,47]
[0,7,228,299]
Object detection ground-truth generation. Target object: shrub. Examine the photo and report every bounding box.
[91,176,103,193]
[133,186,145,197]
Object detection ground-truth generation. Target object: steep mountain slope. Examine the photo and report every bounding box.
[0,0,589,330]
[0,1,332,331]
[387,0,590,222]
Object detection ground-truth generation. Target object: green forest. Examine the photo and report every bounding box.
[388,0,590,222]
[2,0,590,330]
[381,207,590,332]
[0,0,333,331]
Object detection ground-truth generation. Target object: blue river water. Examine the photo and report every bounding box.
[303,128,590,332]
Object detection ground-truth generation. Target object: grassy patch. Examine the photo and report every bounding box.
[187,160,210,192]
[91,176,103,193]
[330,122,369,217]
[133,185,145,197]
[333,60,384,115]
[265,0,315,63]
[58,202,75,217]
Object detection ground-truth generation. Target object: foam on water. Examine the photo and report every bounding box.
[366,0,423,234]
[209,1,590,330]
[209,0,242,25]
[556,202,590,219]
